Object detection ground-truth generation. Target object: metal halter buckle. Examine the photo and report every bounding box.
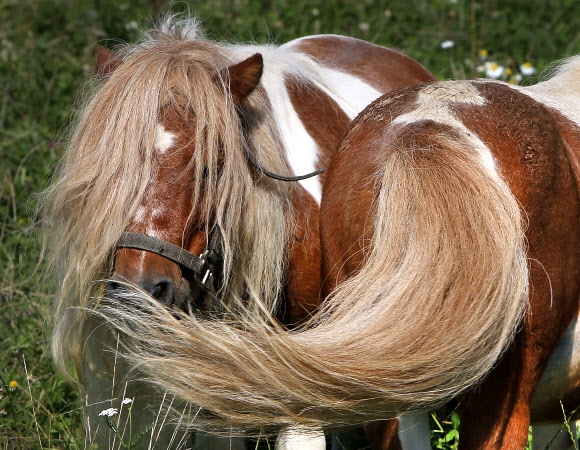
[194,249,215,291]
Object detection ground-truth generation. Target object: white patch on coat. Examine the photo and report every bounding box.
[260,70,323,202]
[154,124,176,154]
[516,56,580,128]
[314,67,383,119]
[391,81,498,178]
[131,205,166,239]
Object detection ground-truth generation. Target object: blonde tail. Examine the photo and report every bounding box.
[94,130,528,434]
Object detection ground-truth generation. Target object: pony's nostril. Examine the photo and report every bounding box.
[106,280,121,298]
[106,275,176,306]
[149,279,175,306]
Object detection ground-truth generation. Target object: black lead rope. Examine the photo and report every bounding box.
[243,144,325,182]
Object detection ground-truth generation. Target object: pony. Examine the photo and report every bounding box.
[41,15,435,449]
[87,55,580,449]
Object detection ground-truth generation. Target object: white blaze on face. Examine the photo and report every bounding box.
[391,81,498,178]
[154,123,176,154]
[129,124,177,238]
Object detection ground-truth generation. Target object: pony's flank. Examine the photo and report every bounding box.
[94,130,529,432]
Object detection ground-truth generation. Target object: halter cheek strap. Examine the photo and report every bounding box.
[116,232,219,291]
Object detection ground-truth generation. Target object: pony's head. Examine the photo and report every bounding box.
[43,18,294,376]
[99,45,265,310]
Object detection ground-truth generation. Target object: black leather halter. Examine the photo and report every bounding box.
[116,231,220,291]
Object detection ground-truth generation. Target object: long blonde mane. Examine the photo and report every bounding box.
[41,16,294,380]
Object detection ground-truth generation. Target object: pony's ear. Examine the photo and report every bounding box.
[95,46,123,80]
[224,53,263,104]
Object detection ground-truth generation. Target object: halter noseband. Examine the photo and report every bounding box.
[116,232,219,291]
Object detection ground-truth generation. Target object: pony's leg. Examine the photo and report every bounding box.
[458,223,580,450]
[363,414,431,450]
[363,419,402,450]
[457,342,534,449]
[398,413,431,450]
[533,423,578,450]
[275,426,326,450]
[192,433,246,450]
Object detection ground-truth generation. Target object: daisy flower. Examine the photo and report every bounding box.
[519,62,536,76]
[99,408,118,417]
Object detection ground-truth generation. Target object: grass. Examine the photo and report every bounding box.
[1,0,580,448]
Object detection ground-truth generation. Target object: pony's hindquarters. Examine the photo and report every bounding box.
[319,105,529,407]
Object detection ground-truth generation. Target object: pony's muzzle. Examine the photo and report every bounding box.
[106,275,176,307]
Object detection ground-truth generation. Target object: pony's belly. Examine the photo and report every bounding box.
[531,317,580,422]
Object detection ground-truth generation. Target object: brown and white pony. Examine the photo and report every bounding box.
[41,16,434,449]
[86,56,580,448]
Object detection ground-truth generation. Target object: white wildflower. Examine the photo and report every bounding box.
[359,22,370,33]
[441,40,454,50]
[484,61,505,79]
[509,73,523,85]
[122,398,133,405]
[99,408,118,417]
[519,62,536,76]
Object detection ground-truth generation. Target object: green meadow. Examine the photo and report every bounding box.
[1,0,579,448]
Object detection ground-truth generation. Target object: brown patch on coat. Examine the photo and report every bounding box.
[281,186,324,326]
[529,108,580,423]
[294,35,435,92]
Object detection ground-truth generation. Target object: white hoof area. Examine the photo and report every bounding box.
[275,426,326,450]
